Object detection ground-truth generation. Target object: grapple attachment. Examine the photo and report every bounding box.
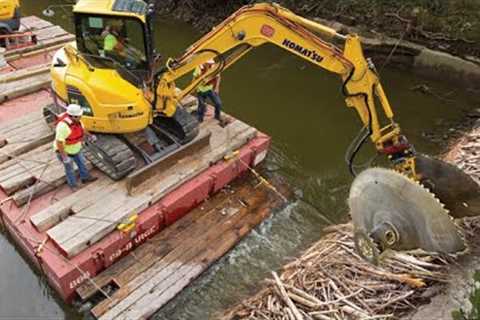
[349,168,465,264]
[415,154,480,218]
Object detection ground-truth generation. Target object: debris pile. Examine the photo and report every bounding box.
[221,123,480,320]
[446,125,480,185]
[222,224,452,320]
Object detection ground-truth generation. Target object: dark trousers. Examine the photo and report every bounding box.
[56,151,91,188]
[197,90,222,122]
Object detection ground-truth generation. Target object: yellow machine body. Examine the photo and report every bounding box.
[53,2,397,144]
[51,1,416,175]
[73,0,145,22]
[0,0,18,21]
[51,45,152,134]
[0,0,20,33]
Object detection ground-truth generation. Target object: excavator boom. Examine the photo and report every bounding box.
[155,3,408,175]
[51,1,480,259]
[152,2,480,257]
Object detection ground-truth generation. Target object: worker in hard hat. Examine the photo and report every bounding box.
[54,104,97,190]
[102,23,124,56]
[193,59,223,123]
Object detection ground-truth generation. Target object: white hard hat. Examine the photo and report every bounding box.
[66,104,83,117]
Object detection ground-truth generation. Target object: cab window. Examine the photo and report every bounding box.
[76,14,148,73]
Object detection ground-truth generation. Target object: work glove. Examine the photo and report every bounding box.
[61,155,72,165]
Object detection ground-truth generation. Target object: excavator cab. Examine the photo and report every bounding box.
[48,0,199,181]
[75,13,150,86]
[73,0,155,87]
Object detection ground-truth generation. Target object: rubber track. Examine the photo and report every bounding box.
[84,135,137,181]
[155,107,199,145]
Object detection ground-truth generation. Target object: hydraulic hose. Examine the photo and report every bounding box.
[341,68,374,177]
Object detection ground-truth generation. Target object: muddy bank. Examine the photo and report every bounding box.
[157,1,480,92]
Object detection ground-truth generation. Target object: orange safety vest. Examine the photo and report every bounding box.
[56,113,84,145]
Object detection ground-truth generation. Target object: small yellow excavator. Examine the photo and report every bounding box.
[48,1,480,257]
[0,0,20,35]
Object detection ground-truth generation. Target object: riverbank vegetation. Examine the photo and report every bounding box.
[158,0,480,58]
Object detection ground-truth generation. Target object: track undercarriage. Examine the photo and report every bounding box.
[43,104,200,181]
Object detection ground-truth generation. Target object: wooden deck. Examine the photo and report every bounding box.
[74,175,282,320]
[1,16,72,102]
[0,108,259,258]
[4,16,74,60]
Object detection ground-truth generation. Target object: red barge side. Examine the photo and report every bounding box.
[0,16,273,317]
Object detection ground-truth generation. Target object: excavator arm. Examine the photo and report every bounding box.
[154,3,415,176]
[152,3,480,261]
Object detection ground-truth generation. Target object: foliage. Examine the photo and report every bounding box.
[452,271,480,320]
[157,0,480,57]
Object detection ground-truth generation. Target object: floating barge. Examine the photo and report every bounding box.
[0,17,276,319]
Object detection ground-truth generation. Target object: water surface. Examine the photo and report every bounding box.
[0,1,476,319]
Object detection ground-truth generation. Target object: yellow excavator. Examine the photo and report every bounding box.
[0,0,20,35]
[48,1,480,258]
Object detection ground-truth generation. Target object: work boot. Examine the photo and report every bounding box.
[81,176,98,184]
[216,116,229,128]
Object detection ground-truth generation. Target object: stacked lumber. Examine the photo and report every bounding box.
[0,67,51,102]
[77,176,284,320]
[4,16,74,60]
[222,223,451,320]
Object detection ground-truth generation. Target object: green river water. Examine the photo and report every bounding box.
[0,1,477,319]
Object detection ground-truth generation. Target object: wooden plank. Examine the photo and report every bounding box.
[45,119,255,257]
[0,72,51,102]
[30,177,113,232]
[139,120,256,200]
[60,195,151,257]
[1,119,51,145]
[5,34,74,59]
[0,143,51,172]
[0,110,43,136]
[35,25,69,42]
[94,199,252,318]
[0,154,62,195]
[94,182,275,319]
[47,186,151,257]
[77,180,244,300]
[20,16,53,30]
[0,129,54,165]
[47,186,128,242]
[0,145,53,184]
[54,122,254,256]
[3,150,92,202]
[118,217,268,320]
[0,63,50,83]
[126,130,211,194]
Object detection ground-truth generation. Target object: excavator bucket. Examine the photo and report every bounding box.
[349,168,466,264]
[414,154,480,218]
